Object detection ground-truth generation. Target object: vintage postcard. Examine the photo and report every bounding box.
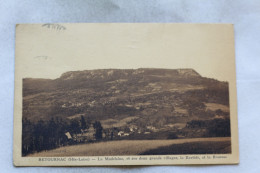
[13,23,239,166]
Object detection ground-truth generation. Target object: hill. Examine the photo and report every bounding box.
[23,68,229,125]
[22,68,231,156]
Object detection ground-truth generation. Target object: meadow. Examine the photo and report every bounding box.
[28,137,231,157]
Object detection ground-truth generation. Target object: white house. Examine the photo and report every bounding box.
[65,132,72,139]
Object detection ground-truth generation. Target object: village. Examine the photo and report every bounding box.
[63,117,188,145]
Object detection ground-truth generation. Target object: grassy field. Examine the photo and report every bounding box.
[27,137,231,157]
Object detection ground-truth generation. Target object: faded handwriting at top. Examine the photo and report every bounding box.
[42,24,66,31]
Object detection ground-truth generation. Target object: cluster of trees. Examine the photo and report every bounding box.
[182,87,229,107]
[186,118,231,137]
[22,117,67,156]
[93,121,103,140]
[22,116,103,156]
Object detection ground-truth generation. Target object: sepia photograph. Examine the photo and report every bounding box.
[13,23,238,166]
[22,68,231,157]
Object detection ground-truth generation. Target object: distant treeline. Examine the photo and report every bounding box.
[185,118,231,137]
[22,116,102,156]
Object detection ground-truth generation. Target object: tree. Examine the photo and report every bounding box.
[93,121,103,140]
[167,132,178,139]
[55,117,68,146]
[47,118,58,149]
[33,119,48,152]
[22,118,34,156]
[69,119,81,135]
[80,115,87,130]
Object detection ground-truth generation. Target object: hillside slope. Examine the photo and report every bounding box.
[23,68,229,129]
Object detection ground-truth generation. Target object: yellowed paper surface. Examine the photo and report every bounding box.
[14,23,239,166]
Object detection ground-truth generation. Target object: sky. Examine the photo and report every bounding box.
[15,23,236,82]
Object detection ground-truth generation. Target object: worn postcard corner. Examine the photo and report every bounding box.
[13,23,239,166]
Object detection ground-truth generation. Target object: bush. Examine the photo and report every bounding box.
[167,132,178,139]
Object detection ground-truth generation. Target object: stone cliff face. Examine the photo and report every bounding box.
[59,68,201,81]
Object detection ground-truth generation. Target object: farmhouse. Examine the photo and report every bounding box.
[124,133,130,136]
[65,132,72,139]
[129,125,138,132]
[118,131,130,137]
[118,131,124,136]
